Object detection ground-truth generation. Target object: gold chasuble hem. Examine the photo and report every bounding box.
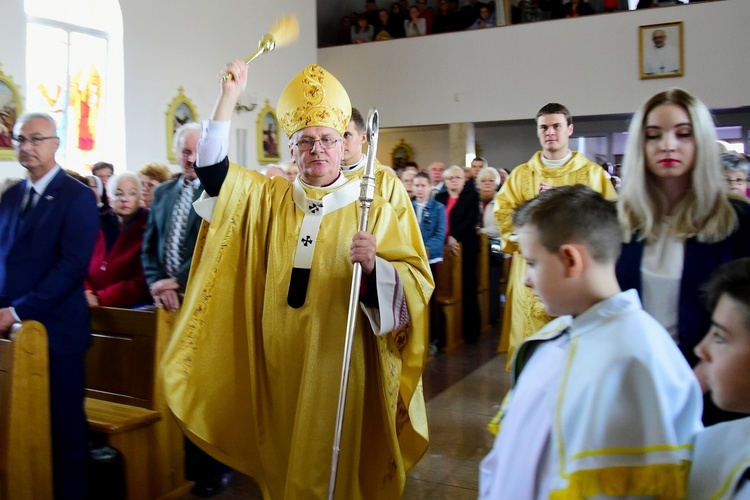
[549,462,690,500]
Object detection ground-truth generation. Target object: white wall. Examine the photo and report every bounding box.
[319,0,750,128]
[0,0,317,180]
[379,125,450,170]
[120,0,317,172]
[3,1,748,181]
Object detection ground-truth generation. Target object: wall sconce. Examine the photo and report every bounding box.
[235,94,258,113]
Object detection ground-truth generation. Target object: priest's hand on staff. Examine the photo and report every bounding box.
[350,231,376,275]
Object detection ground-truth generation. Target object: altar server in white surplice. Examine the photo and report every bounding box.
[689,258,750,500]
[479,185,702,499]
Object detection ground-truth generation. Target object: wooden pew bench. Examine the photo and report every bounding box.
[0,321,52,500]
[435,244,464,352]
[85,307,191,499]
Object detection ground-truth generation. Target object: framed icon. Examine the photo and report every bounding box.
[165,87,199,164]
[639,22,684,80]
[390,139,413,171]
[0,64,23,161]
[257,99,280,164]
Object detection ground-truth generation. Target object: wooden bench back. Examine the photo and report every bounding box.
[85,307,190,500]
[0,321,52,500]
[435,244,462,304]
[435,245,464,352]
[86,307,160,409]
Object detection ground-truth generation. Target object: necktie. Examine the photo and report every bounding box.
[19,188,39,220]
[165,182,195,277]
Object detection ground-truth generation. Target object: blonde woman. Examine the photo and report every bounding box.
[616,88,750,424]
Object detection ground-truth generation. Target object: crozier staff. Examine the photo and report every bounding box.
[162,60,432,499]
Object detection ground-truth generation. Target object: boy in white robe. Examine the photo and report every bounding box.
[479,184,703,499]
[689,258,750,499]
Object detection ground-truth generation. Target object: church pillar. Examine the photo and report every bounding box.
[449,122,475,168]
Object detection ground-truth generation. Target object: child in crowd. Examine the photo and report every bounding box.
[688,258,750,499]
[479,184,703,498]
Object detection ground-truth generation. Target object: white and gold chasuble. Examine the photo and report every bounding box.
[162,164,432,499]
[494,151,617,368]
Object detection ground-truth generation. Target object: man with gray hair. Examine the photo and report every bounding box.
[0,112,99,498]
[142,122,203,312]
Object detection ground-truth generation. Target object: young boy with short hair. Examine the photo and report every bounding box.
[479,184,703,499]
[688,258,750,499]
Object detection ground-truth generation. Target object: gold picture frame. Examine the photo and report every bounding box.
[639,22,684,80]
[165,87,198,164]
[257,99,280,164]
[390,139,413,170]
[0,64,23,161]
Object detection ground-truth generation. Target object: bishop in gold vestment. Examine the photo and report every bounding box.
[162,62,432,499]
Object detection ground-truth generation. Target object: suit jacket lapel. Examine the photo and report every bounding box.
[185,183,203,230]
[159,180,182,231]
[15,170,65,241]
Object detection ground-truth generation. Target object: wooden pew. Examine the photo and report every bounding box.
[435,244,464,352]
[0,321,52,500]
[85,307,191,500]
[477,233,491,333]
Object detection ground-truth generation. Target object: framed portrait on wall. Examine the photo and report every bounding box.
[639,22,684,80]
[257,99,280,164]
[390,139,413,171]
[165,87,198,164]
[0,64,23,161]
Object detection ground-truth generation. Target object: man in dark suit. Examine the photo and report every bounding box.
[141,122,231,496]
[0,112,99,499]
[142,122,203,312]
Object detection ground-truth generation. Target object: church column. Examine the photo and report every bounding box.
[448,122,475,168]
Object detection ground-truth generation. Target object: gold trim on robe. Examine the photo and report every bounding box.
[162,163,433,499]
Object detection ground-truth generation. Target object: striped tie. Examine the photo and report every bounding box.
[164,182,195,277]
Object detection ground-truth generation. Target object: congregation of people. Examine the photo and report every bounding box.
[2,36,750,499]
[334,0,706,45]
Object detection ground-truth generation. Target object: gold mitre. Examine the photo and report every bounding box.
[276,64,351,138]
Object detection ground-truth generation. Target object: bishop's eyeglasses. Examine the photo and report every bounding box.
[294,137,340,152]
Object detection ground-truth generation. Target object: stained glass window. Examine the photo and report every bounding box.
[24,0,123,175]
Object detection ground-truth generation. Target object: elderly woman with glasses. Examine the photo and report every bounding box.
[436,165,482,343]
[721,151,749,198]
[85,171,150,308]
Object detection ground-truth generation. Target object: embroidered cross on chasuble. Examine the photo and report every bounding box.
[287,177,360,308]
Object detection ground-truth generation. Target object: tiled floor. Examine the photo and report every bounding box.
[183,329,510,499]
